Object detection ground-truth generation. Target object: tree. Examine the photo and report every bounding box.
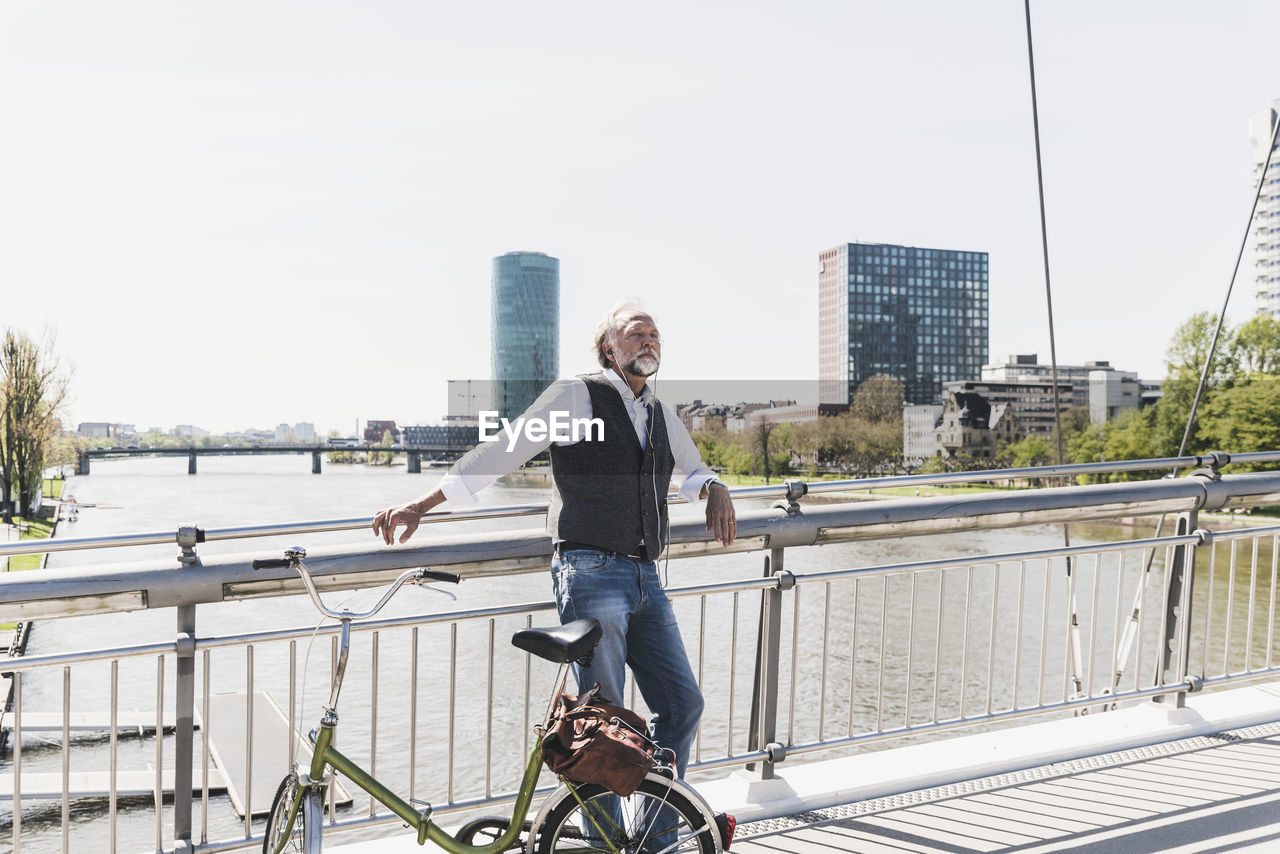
[853,419,902,476]
[691,428,731,472]
[0,330,69,521]
[1199,376,1280,468]
[1055,406,1092,440]
[1102,409,1157,478]
[816,413,860,471]
[1003,435,1052,469]
[750,420,776,483]
[1153,312,1237,457]
[721,444,753,477]
[851,375,905,425]
[1229,313,1280,377]
[369,430,395,466]
[791,419,826,476]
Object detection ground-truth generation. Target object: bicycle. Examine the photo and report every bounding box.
[254,546,732,854]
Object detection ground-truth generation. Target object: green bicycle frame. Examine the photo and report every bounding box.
[307,723,548,854]
[261,563,600,854]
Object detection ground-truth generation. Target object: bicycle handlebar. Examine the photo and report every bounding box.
[252,547,459,621]
[419,569,461,585]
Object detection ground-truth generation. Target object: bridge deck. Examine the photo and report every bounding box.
[328,682,1280,854]
[731,720,1280,853]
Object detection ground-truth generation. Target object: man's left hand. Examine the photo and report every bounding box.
[705,482,736,546]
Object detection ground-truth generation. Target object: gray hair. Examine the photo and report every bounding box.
[592,298,653,368]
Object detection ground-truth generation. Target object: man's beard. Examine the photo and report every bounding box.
[623,353,660,377]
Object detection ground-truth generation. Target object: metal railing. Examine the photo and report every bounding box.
[1,453,1280,853]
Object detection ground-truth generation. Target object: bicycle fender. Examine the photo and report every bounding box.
[664,775,723,853]
[524,772,723,854]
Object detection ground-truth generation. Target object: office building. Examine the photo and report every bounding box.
[1252,101,1280,318]
[364,420,401,444]
[982,354,1119,410]
[983,354,1159,424]
[77,422,117,440]
[273,422,317,443]
[1089,370,1140,424]
[903,404,944,462]
[403,423,478,454]
[943,379,1072,437]
[819,242,988,406]
[492,251,560,420]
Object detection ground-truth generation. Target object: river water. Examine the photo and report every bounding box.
[6,454,1259,854]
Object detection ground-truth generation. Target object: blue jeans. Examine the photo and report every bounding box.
[551,548,704,778]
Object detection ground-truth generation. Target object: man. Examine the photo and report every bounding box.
[372,300,736,779]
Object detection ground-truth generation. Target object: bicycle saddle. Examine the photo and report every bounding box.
[511,618,602,664]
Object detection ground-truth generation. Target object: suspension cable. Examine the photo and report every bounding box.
[1023,0,1067,469]
[1024,0,1085,698]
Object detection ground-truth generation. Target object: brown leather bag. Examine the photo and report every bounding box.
[541,684,655,796]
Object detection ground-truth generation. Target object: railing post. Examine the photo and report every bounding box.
[1155,509,1198,708]
[747,547,790,778]
[173,605,196,852]
[173,526,201,852]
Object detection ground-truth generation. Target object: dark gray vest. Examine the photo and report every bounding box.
[547,373,675,557]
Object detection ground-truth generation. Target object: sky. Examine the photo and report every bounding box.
[3,1,1278,436]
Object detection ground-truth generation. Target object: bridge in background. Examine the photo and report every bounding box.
[76,444,470,475]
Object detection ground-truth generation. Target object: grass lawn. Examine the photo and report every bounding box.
[42,476,66,500]
[2,514,55,631]
[7,516,53,572]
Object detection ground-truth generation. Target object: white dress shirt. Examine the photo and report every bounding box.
[439,369,719,506]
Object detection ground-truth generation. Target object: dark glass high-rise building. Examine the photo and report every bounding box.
[491,251,560,420]
[819,242,988,405]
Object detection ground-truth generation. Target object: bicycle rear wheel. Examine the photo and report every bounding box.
[263,770,323,854]
[536,777,717,853]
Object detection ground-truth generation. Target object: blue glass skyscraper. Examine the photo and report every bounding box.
[819,242,989,405]
[491,251,560,420]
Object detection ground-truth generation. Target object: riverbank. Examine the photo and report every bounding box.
[2,478,64,632]
[0,479,63,752]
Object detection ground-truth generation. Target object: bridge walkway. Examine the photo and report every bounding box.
[731,720,1280,853]
[330,683,1280,853]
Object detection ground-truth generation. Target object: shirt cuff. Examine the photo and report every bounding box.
[681,474,719,504]
[438,472,481,505]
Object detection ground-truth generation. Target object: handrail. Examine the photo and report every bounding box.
[4,469,1279,622]
[10,450,1278,559]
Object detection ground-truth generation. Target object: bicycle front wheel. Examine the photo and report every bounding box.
[263,770,323,854]
[536,777,717,853]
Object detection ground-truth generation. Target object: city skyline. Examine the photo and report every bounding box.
[4,3,1279,435]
